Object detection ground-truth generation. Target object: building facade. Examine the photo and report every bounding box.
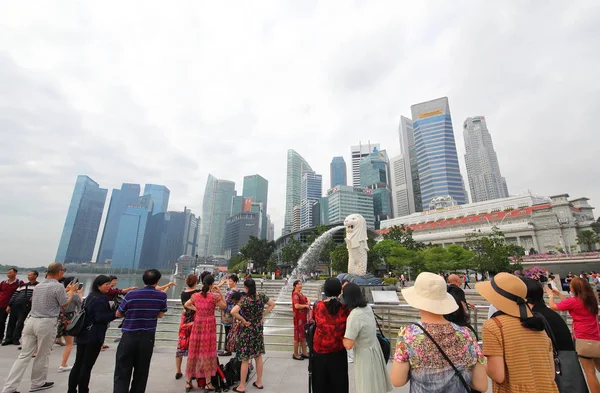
[330,156,347,188]
[292,205,301,233]
[463,116,509,203]
[411,97,468,208]
[242,174,269,239]
[327,185,375,229]
[267,214,275,241]
[284,149,313,235]
[224,212,260,258]
[351,142,380,187]
[391,116,422,218]
[300,171,322,230]
[96,183,140,264]
[56,175,108,264]
[143,184,170,215]
[199,174,237,257]
[111,195,153,269]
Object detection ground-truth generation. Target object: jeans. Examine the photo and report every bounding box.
[4,305,28,344]
[113,331,155,393]
[67,341,103,393]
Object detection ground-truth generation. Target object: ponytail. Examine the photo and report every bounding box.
[201,274,215,298]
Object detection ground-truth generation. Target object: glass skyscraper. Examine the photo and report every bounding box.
[330,157,347,189]
[242,174,269,239]
[411,97,468,209]
[359,150,393,228]
[56,175,107,263]
[96,183,140,264]
[284,149,313,235]
[327,185,375,229]
[110,195,153,269]
[143,184,170,215]
[300,171,322,229]
[199,174,236,257]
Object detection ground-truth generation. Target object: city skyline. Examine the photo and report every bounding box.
[2,2,599,266]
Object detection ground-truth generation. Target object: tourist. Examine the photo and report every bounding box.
[476,272,558,393]
[291,279,310,360]
[57,277,83,373]
[391,272,487,392]
[400,273,406,288]
[522,277,588,392]
[342,283,392,393]
[225,291,244,353]
[311,278,350,393]
[546,277,600,393]
[184,275,227,392]
[444,274,475,335]
[67,275,117,393]
[0,268,23,344]
[106,275,138,302]
[175,274,200,380]
[2,262,78,393]
[463,274,471,289]
[2,270,39,346]
[339,279,354,364]
[113,269,168,393]
[219,274,242,356]
[230,278,276,392]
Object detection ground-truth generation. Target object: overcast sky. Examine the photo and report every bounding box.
[1,1,599,268]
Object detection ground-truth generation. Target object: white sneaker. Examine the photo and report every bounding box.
[58,366,72,373]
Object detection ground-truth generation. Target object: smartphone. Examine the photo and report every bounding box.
[547,283,552,289]
[78,283,84,290]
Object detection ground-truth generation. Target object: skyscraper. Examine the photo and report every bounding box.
[224,212,260,258]
[242,174,269,239]
[199,174,236,257]
[56,175,108,264]
[327,186,375,228]
[300,171,322,229]
[96,183,140,264]
[390,116,422,218]
[284,150,313,235]
[463,116,509,202]
[330,157,347,189]
[111,195,153,269]
[411,97,468,209]
[351,142,380,187]
[266,214,275,241]
[360,150,393,228]
[159,209,200,270]
[143,184,170,215]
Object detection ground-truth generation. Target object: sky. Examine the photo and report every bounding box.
[1,1,599,267]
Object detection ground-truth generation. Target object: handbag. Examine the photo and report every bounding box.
[304,301,318,352]
[373,311,391,363]
[412,323,474,393]
[576,336,600,359]
[66,297,92,337]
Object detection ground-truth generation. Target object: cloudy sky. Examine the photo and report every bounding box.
[1,1,599,267]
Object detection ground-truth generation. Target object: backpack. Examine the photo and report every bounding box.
[223,358,249,385]
[210,362,230,392]
[66,297,92,337]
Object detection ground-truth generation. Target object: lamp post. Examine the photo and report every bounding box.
[194,254,199,275]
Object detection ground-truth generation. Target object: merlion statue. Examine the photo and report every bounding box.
[344,214,369,275]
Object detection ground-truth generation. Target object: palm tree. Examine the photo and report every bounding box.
[576,230,600,251]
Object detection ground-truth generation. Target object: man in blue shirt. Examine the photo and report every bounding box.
[113,269,168,393]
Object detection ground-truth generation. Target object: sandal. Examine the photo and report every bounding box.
[205,383,216,391]
[252,382,264,389]
[232,387,245,393]
[292,354,304,361]
[185,381,193,392]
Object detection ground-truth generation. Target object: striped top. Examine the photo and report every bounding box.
[118,286,168,332]
[482,315,558,393]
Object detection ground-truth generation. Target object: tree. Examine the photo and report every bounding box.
[383,225,424,251]
[266,255,277,274]
[592,218,600,235]
[465,227,512,275]
[373,239,400,272]
[421,246,451,272]
[240,237,276,271]
[445,244,477,272]
[577,230,600,251]
[228,254,246,270]
[330,243,348,273]
[280,238,306,268]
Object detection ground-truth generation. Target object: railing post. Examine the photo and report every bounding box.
[473,306,479,338]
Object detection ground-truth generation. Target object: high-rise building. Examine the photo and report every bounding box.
[463,116,509,202]
[390,116,422,218]
[330,157,347,189]
[143,184,170,215]
[351,142,380,187]
[111,195,153,269]
[360,150,393,229]
[292,205,301,233]
[319,196,330,226]
[56,175,108,264]
[390,155,412,218]
[96,183,140,264]
[224,212,260,258]
[242,174,269,239]
[284,150,313,235]
[300,172,322,230]
[159,209,200,270]
[327,185,375,228]
[266,214,275,241]
[199,174,236,257]
[411,97,468,209]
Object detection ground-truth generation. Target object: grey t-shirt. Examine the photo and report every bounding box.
[29,279,69,318]
[64,293,82,314]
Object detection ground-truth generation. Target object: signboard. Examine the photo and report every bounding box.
[242,198,254,212]
[371,290,400,304]
[418,109,443,119]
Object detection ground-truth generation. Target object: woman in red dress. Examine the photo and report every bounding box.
[184,275,226,392]
[292,280,310,360]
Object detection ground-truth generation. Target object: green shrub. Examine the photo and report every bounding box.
[383,277,398,286]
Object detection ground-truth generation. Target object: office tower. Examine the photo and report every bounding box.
[292,205,301,232]
[56,175,108,263]
[96,183,140,264]
[284,150,313,234]
[411,97,468,209]
[319,196,330,226]
[390,117,421,218]
[111,195,153,269]
[159,209,200,270]
[139,211,167,268]
[224,212,261,258]
[463,116,509,202]
[300,172,323,230]
[242,174,269,239]
[199,174,236,257]
[143,184,170,215]
[266,215,275,241]
[360,150,393,229]
[330,157,347,189]
[327,186,375,229]
[351,142,380,187]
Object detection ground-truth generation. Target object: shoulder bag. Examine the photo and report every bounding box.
[304,301,318,352]
[373,311,391,363]
[575,321,600,359]
[66,296,93,337]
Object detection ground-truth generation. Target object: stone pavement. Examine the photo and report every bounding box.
[0,344,494,393]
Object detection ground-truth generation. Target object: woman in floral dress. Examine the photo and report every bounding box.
[230,278,276,393]
[291,280,310,360]
[184,275,226,392]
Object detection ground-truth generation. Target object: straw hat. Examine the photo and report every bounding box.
[476,272,533,319]
[401,272,458,315]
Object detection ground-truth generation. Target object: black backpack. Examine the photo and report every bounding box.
[223,358,249,385]
[210,362,230,392]
[66,297,93,337]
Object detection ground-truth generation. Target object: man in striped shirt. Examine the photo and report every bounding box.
[113,269,168,393]
[2,270,39,346]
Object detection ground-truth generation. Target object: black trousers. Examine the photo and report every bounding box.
[4,305,28,343]
[114,331,155,393]
[68,341,103,393]
[311,348,349,393]
[0,309,8,342]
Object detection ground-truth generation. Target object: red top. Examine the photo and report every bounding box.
[0,279,23,308]
[313,301,350,354]
[556,297,600,340]
[106,287,125,302]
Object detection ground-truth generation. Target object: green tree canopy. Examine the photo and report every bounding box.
[421,246,451,272]
[228,254,246,270]
[382,225,425,250]
[577,230,600,251]
[240,237,276,271]
[445,244,477,271]
[465,227,511,274]
[330,243,348,273]
[280,238,306,268]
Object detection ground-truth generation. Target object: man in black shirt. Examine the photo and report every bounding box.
[444,274,478,338]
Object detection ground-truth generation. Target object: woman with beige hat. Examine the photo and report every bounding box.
[390,272,488,393]
[476,272,559,393]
